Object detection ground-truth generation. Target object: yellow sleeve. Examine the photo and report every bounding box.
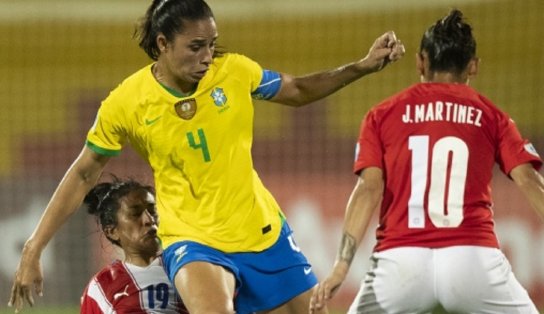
[86,93,126,157]
[226,53,264,93]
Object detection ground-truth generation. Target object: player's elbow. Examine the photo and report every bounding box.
[354,179,384,205]
[511,164,543,189]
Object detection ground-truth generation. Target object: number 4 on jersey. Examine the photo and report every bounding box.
[408,135,468,229]
[187,128,211,162]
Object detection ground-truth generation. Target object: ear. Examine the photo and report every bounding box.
[156,33,168,53]
[416,52,426,79]
[105,226,120,244]
[467,57,480,78]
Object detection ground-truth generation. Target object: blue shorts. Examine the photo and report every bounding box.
[162,222,318,314]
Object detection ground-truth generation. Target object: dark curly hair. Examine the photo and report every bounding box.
[420,9,476,74]
[84,176,154,246]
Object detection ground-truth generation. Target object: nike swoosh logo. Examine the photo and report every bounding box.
[145,116,161,126]
[304,266,312,275]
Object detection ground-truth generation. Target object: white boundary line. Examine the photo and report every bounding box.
[0,0,495,22]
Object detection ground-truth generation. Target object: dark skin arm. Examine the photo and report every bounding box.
[9,147,110,313]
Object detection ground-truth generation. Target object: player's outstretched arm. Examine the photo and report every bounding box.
[271,31,405,107]
[510,163,544,221]
[8,146,109,313]
[309,167,383,313]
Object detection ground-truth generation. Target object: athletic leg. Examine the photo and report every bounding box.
[232,222,320,314]
[162,242,240,314]
[348,247,437,314]
[437,246,538,314]
[175,261,236,314]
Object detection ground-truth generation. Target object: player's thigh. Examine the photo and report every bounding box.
[348,247,436,314]
[175,261,236,314]
[437,246,538,314]
[162,241,238,314]
[232,222,318,314]
[258,285,328,314]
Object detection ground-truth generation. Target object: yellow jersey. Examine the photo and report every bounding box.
[87,53,283,252]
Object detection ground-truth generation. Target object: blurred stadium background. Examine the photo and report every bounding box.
[0,0,542,313]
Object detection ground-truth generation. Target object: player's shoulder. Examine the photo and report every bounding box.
[209,52,263,88]
[112,64,153,90]
[92,260,127,285]
[213,53,260,72]
[99,64,156,119]
[105,64,154,103]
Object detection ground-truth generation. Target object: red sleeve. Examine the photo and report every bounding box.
[495,113,542,174]
[354,109,384,174]
[80,285,103,314]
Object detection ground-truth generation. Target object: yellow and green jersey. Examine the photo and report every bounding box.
[87,53,284,252]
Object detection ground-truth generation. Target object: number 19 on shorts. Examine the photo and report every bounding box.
[407,135,468,229]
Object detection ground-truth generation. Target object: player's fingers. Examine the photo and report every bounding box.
[377,31,397,49]
[309,285,320,309]
[8,283,17,307]
[323,283,332,300]
[310,283,325,311]
[13,286,23,313]
[308,288,317,312]
[324,281,337,300]
[15,294,23,313]
[22,285,35,308]
[35,278,44,297]
[319,282,333,308]
[309,291,317,312]
[373,46,395,62]
[389,40,406,61]
[386,31,398,48]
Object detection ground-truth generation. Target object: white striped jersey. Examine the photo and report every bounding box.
[80,257,187,314]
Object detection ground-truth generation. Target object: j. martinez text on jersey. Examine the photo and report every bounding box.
[402,101,483,127]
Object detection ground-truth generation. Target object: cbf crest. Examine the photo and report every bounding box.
[175,98,197,120]
[211,87,227,107]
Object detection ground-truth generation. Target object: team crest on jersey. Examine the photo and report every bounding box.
[211,87,227,106]
[174,98,197,120]
[210,87,230,113]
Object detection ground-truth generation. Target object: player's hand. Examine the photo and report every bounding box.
[8,245,44,313]
[360,31,405,73]
[309,262,349,313]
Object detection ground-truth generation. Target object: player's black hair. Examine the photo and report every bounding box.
[84,176,154,246]
[419,9,476,74]
[134,0,223,60]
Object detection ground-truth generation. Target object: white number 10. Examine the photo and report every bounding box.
[408,135,468,228]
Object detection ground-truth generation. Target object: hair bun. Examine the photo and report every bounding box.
[84,182,114,216]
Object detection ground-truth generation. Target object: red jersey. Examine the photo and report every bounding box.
[354,83,542,252]
[80,257,187,314]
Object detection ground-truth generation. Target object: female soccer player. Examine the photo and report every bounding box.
[9,0,404,313]
[80,178,187,313]
[310,9,543,314]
